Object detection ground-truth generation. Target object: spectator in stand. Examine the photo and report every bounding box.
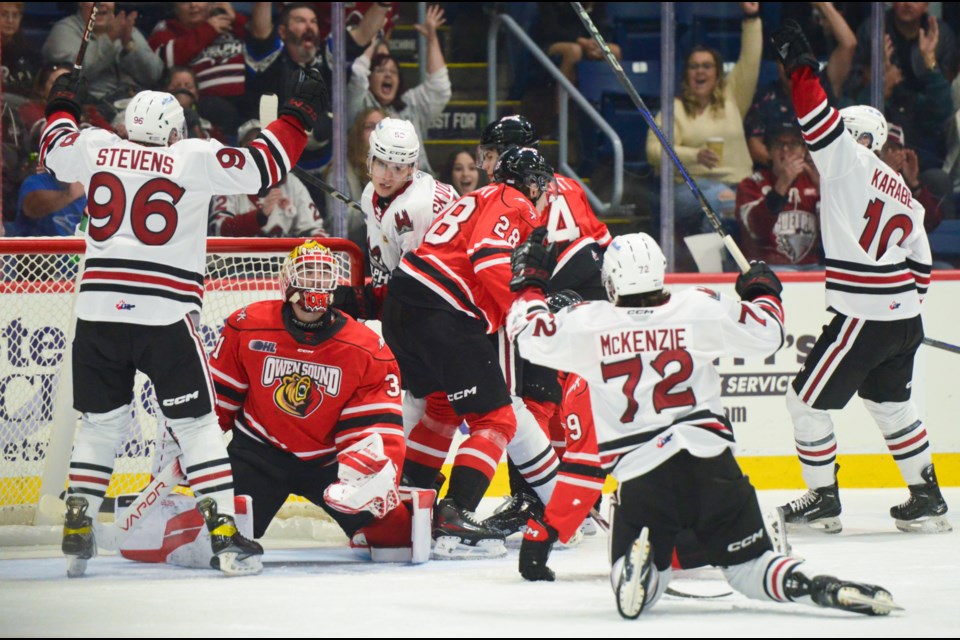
[532,2,621,85]
[2,96,29,223]
[736,120,823,269]
[150,2,264,137]
[42,2,161,108]
[745,2,857,167]
[18,64,73,133]
[9,155,86,238]
[880,123,952,233]
[645,2,762,271]
[441,148,484,197]
[209,120,326,239]
[165,66,218,140]
[1,2,41,101]
[323,106,387,250]
[347,5,451,176]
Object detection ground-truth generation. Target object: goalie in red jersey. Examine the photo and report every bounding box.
[120,240,433,567]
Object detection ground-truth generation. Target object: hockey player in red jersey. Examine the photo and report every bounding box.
[476,116,612,535]
[771,21,950,534]
[44,67,323,576]
[507,231,900,618]
[382,146,556,557]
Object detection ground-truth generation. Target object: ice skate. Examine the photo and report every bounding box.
[63,495,96,578]
[616,527,655,619]
[482,492,543,537]
[197,497,264,576]
[432,498,506,559]
[778,465,842,533]
[890,464,952,534]
[785,571,902,616]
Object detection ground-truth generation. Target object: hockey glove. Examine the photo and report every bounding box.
[735,260,783,302]
[279,67,329,132]
[519,518,558,582]
[770,20,819,76]
[510,226,556,293]
[45,70,87,120]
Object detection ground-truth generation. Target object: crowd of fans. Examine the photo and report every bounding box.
[1,2,958,270]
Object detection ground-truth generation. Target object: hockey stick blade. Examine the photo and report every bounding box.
[94,460,185,551]
[292,166,364,215]
[568,2,749,272]
[921,336,960,355]
[665,586,734,600]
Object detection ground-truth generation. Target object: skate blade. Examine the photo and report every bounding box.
[616,530,650,620]
[837,587,903,615]
[432,536,507,559]
[66,556,88,578]
[764,510,792,556]
[212,552,263,576]
[785,516,842,534]
[557,528,583,550]
[894,515,953,534]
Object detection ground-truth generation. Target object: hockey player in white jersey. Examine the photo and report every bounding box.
[42,67,324,576]
[506,231,900,618]
[771,21,949,534]
[361,117,458,315]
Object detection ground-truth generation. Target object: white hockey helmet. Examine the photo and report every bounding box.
[602,233,666,302]
[125,90,186,146]
[368,117,420,167]
[839,105,887,152]
[279,240,350,314]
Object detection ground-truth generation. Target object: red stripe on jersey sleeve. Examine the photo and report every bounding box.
[790,66,828,120]
[263,115,306,169]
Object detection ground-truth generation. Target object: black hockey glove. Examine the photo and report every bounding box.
[45,70,86,120]
[545,289,583,313]
[510,226,556,293]
[770,20,819,76]
[735,261,783,302]
[518,518,558,582]
[279,67,329,132]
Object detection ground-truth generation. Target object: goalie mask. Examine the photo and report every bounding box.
[493,146,555,204]
[125,90,186,146]
[602,233,666,303]
[279,240,350,314]
[839,105,887,152]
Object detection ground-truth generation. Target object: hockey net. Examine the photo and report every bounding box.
[0,237,361,541]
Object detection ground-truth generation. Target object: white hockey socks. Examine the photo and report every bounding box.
[166,413,235,516]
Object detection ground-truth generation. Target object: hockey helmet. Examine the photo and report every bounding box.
[493,146,555,204]
[368,117,420,168]
[125,90,186,146]
[479,115,539,154]
[545,289,583,313]
[602,233,666,303]
[279,240,350,314]
[839,105,887,152]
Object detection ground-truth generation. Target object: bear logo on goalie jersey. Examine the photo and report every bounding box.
[273,371,323,418]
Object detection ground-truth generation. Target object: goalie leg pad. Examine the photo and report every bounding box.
[349,488,436,563]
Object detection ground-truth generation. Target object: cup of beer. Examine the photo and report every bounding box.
[705,137,724,165]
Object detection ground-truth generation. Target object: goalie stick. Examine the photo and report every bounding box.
[921,336,960,355]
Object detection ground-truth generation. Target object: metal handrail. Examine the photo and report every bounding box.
[487,13,623,213]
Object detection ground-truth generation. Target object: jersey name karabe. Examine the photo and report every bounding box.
[547,175,612,277]
[209,300,404,467]
[515,288,784,484]
[362,172,457,286]
[40,110,305,325]
[397,182,543,333]
[792,68,932,320]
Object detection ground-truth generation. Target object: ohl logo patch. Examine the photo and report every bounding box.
[274,372,323,418]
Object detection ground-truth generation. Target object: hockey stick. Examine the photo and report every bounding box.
[93,459,185,551]
[74,2,101,71]
[569,2,750,272]
[292,166,364,215]
[921,336,960,355]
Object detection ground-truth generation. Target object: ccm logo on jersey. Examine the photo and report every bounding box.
[447,386,477,401]
[162,390,199,407]
[727,528,765,552]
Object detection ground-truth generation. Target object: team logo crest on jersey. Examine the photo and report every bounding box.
[262,356,342,418]
[394,209,413,234]
[115,300,135,311]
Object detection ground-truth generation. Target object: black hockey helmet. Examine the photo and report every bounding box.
[479,115,539,154]
[493,146,555,203]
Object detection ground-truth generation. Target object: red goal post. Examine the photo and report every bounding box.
[0,236,363,526]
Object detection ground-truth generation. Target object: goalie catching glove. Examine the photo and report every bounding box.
[324,433,401,519]
[510,226,556,292]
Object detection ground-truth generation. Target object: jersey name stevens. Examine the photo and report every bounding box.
[600,328,688,356]
[95,148,174,175]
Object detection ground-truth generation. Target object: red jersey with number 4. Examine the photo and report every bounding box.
[547,175,612,274]
[209,300,405,468]
[395,182,543,333]
[40,109,306,325]
[790,66,931,320]
[513,287,783,491]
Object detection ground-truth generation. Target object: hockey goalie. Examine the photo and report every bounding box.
[118,241,433,568]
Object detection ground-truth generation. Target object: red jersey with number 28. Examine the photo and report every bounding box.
[40,108,306,325]
[395,182,543,333]
[209,300,405,468]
